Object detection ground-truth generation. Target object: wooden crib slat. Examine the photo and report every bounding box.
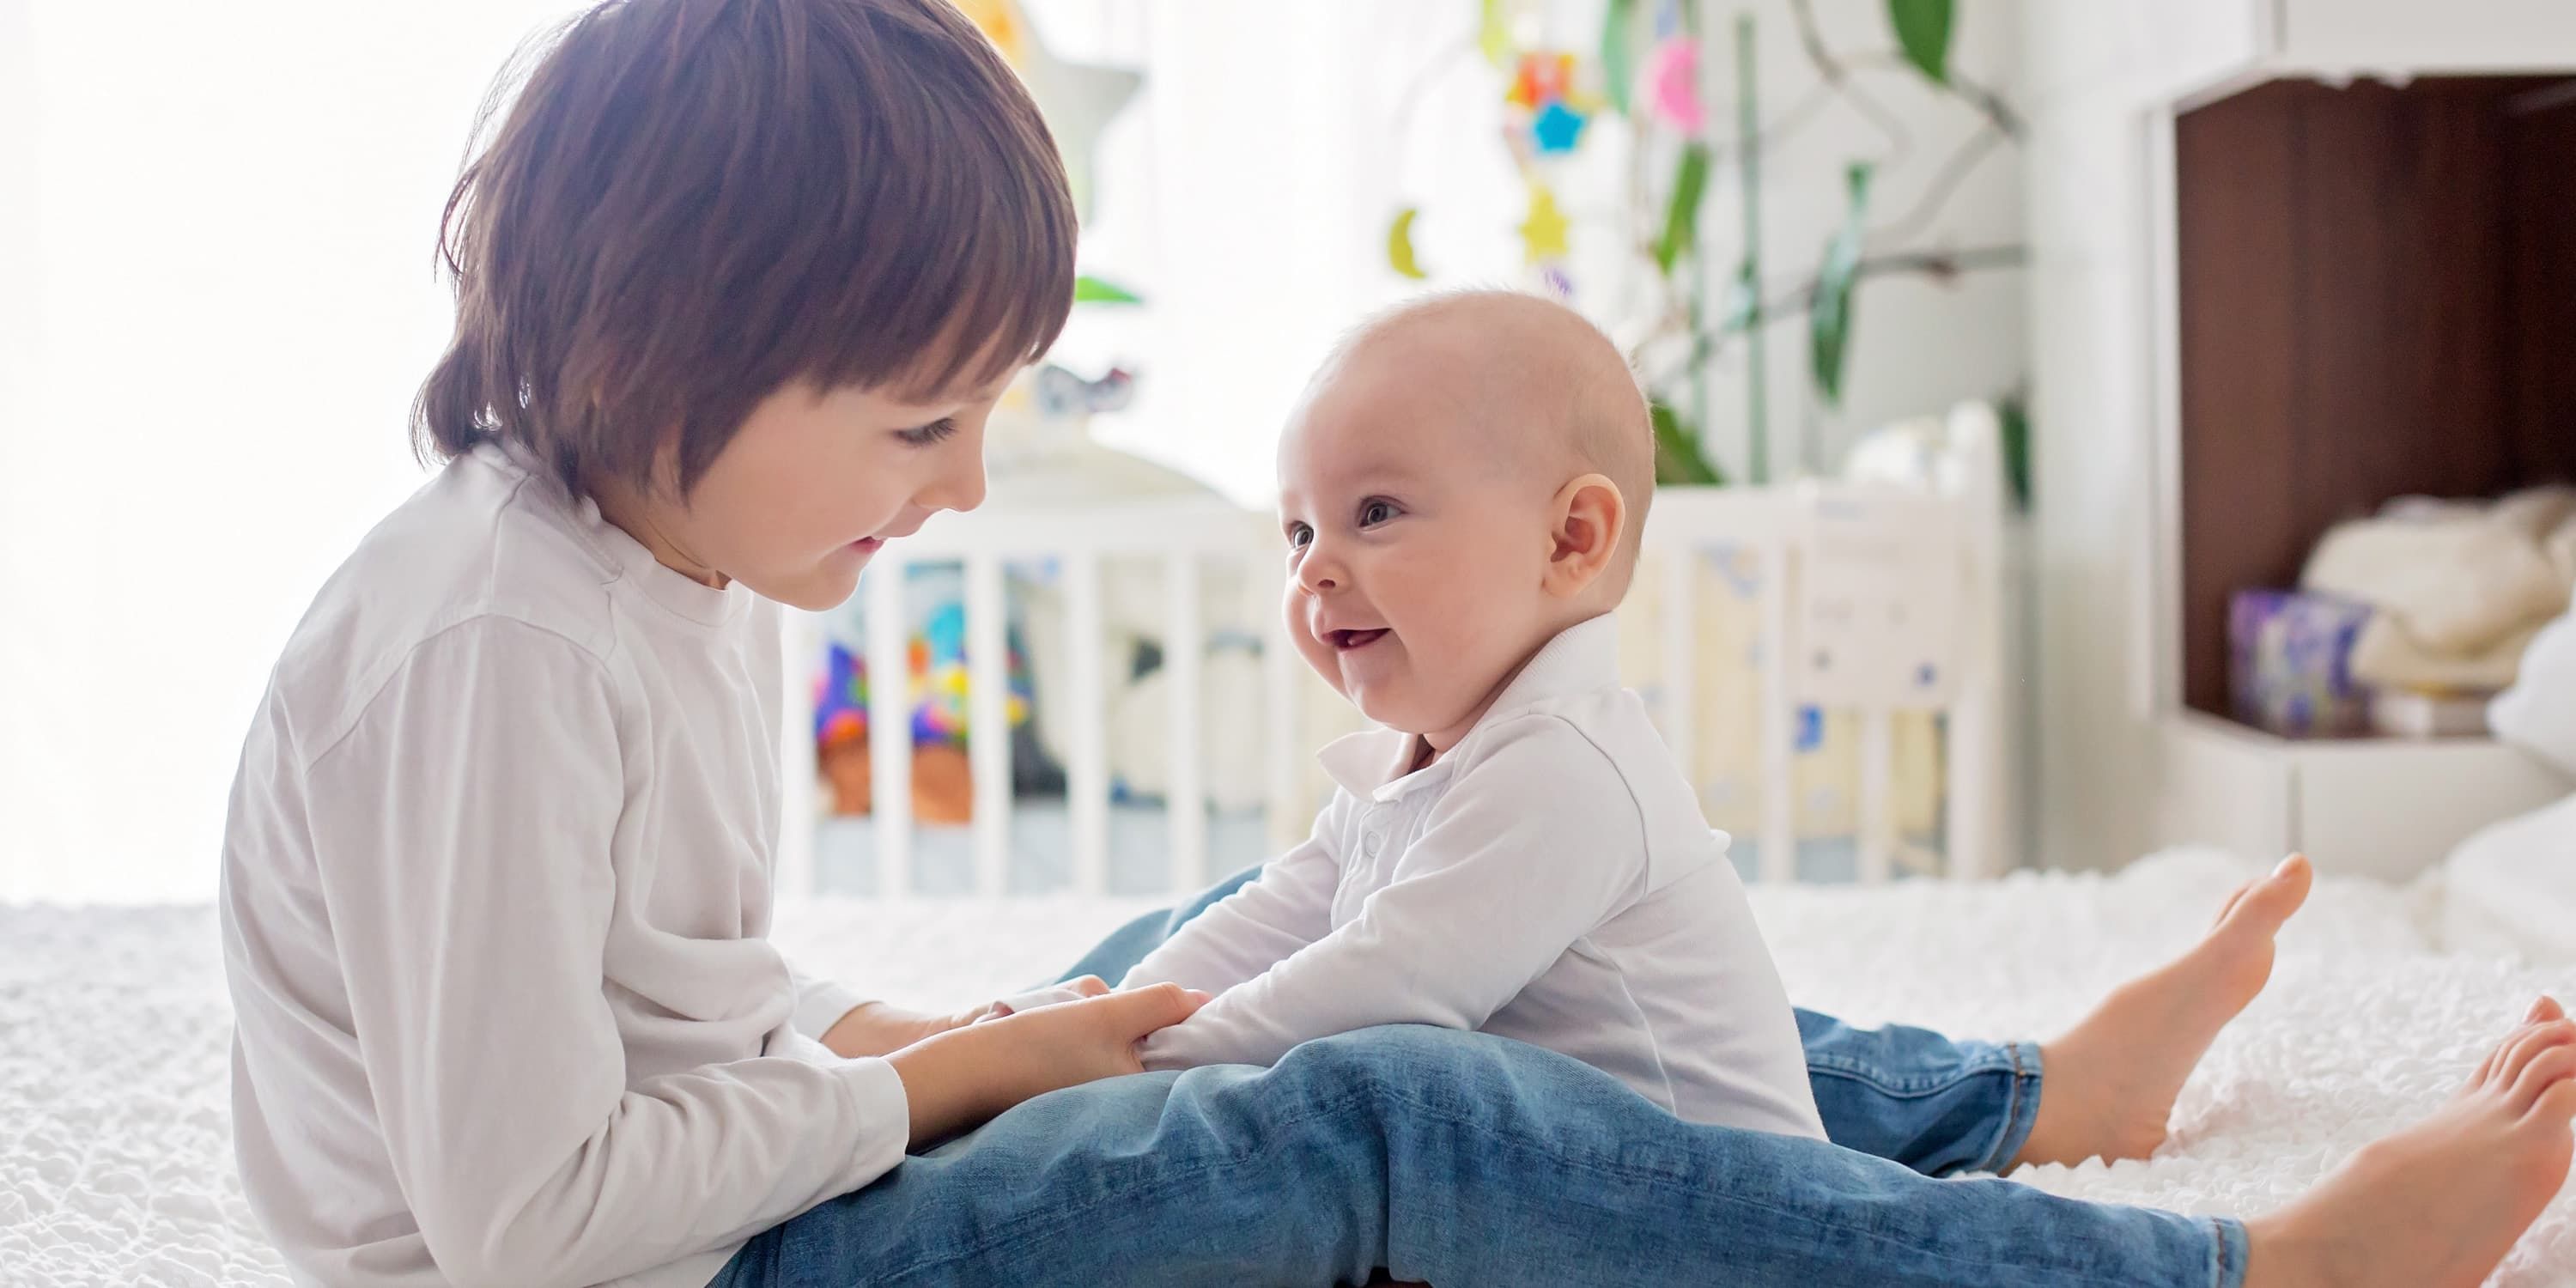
[1759,538,1796,885]
[1262,556,1302,855]
[1660,552,1698,787]
[1859,708,1894,885]
[1066,552,1109,896]
[1164,552,1207,885]
[966,555,1012,898]
[864,559,913,898]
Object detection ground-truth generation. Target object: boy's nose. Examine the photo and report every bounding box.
[920,449,987,513]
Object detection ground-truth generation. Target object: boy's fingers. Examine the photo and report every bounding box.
[1096,981,1201,1035]
[1070,975,1110,997]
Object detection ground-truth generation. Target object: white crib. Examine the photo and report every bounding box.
[778,426,2013,900]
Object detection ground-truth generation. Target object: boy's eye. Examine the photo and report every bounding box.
[1285,522,1313,550]
[1358,500,1398,526]
[895,417,958,447]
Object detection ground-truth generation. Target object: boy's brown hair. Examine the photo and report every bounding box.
[414,0,1076,495]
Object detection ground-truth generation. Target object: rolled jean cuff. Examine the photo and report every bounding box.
[1971,1039,2045,1174]
[2208,1216,2251,1288]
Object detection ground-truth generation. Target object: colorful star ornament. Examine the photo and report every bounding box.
[1532,100,1589,154]
[1504,49,1601,157]
[1508,51,1576,108]
[953,0,1140,224]
[1518,181,1571,265]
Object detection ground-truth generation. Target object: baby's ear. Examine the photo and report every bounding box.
[1545,473,1625,598]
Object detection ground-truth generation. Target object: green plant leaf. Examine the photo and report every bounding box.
[1997,390,2032,511]
[1809,161,1873,408]
[1599,0,1637,115]
[1886,0,1953,85]
[1650,400,1725,487]
[1654,143,1712,278]
[1072,275,1144,305]
[1479,0,1511,68]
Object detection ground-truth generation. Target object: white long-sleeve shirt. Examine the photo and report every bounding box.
[1122,615,1825,1139]
[219,444,902,1288]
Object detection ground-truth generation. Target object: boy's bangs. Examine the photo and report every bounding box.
[812,126,1077,406]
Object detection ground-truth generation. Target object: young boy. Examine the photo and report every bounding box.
[218,3,1202,1284]
[218,1,2576,1285]
[1120,289,1823,1139]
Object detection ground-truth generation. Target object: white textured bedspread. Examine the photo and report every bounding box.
[4,849,2572,1285]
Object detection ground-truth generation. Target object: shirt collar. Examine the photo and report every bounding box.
[1315,613,1621,803]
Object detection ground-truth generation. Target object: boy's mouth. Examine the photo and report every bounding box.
[1328,628,1390,652]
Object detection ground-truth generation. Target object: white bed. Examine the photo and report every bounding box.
[6,849,2573,1286]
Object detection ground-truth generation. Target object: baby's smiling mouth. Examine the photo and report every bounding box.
[1328,629,1390,652]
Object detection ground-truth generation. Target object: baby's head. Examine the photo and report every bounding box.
[1278,289,1652,752]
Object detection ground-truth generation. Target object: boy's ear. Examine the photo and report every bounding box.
[1543,472,1625,598]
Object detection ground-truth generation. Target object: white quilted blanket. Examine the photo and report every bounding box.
[5,849,2573,1286]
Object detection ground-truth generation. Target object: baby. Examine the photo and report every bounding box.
[1121,289,1824,1138]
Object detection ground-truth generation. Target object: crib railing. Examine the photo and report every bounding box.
[778,496,1291,899]
[780,462,2010,899]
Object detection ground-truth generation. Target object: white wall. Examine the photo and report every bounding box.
[2,0,39,901]
[1,2,589,902]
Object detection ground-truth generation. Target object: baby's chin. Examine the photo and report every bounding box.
[1347,686,1478,739]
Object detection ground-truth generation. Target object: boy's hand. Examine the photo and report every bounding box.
[819,977,1113,1057]
[888,982,1208,1145]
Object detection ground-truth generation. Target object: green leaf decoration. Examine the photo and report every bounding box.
[1887,0,1953,85]
[1072,275,1144,305]
[1386,206,1430,280]
[1654,143,1712,278]
[1600,0,1637,115]
[1809,161,1874,408]
[1997,391,2032,510]
[1479,0,1511,68]
[1650,400,1725,487]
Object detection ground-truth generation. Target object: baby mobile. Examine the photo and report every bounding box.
[1383,0,2025,490]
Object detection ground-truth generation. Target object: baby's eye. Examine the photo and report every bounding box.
[1285,522,1314,550]
[1358,500,1398,526]
[895,417,958,447]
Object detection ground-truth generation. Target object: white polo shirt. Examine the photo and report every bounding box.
[1121,614,1826,1138]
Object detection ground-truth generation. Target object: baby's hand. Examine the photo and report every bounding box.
[972,975,1113,1023]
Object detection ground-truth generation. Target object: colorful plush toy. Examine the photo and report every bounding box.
[813,605,1035,822]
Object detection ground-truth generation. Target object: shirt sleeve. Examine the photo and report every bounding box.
[1117,793,1351,998]
[789,966,867,1042]
[1137,717,1649,1072]
[304,617,909,1288]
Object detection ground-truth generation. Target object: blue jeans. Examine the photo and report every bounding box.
[715,869,2248,1287]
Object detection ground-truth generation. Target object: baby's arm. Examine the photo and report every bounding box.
[1118,793,1354,996]
[1138,720,1647,1071]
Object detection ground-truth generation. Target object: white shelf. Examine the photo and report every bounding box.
[2154,711,2573,883]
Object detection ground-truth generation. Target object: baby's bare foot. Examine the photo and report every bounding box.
[2244,999,2576,1288]
[2012,854,2314,1168]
